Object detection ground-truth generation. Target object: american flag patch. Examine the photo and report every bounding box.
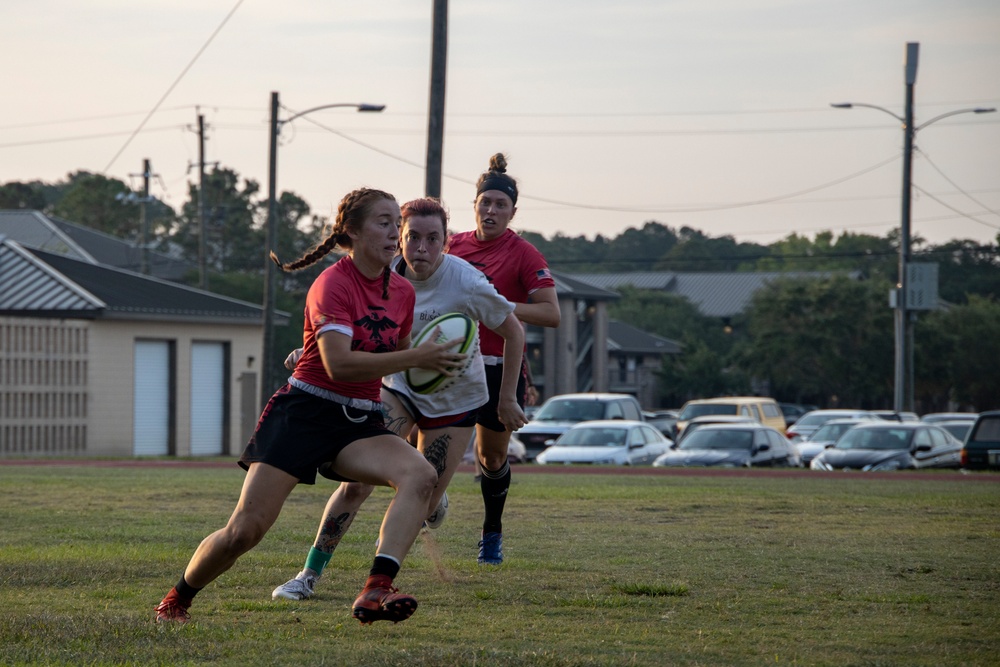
[536,268,552,280]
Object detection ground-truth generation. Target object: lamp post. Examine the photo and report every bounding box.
[260,92,385,409]
[832,42,996,413]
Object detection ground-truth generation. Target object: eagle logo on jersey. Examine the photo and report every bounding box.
[354,306,400,353]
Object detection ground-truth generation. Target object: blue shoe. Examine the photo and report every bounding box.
[478,532,504,565]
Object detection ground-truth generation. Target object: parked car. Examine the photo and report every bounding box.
[810,422,962,471]
[677,415,758,443]
[653,424,799,468]
[675,396,786,439]
[643,410,679,438]
[462,432,527,465]
[794,418,871,467]
[920,412,977,424]
[785,409,876,442]
[870,410,920,422]
[934,420,975,442]
[516,393,644,460]
[534,420,671,466]
[779,402,818,428]
[961,410,1000,470]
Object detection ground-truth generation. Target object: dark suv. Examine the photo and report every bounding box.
[517,393,644,460]
[961,410,1000,470]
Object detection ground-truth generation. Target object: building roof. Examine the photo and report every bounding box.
[0,209,197,281]
[552,272,621,300]
[0,237,276,324]
[569,270,850,318]
[607,320,682,355]
[0,237,103,314]
[0,210,95,262]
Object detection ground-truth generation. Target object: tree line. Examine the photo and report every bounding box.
[3,169,999,411]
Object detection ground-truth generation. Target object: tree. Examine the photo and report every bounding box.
[0,181,47,209]
[739,275,895,407]
[759,231,897,279]
[938,295,1000,411]
[171,167,264,274]
[50,172,141,238]
[603,221,678,272]
[660,227,766,271]
[922,239,1000,304]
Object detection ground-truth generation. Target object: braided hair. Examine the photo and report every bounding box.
[269,188,396,298]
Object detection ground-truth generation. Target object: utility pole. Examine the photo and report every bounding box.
[140,159,151,275]
[424,0,448,197]
[261,91,280,409]
[198,113,208,290]
[896,42,918,413]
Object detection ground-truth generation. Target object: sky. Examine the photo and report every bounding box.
[2,0,999,250]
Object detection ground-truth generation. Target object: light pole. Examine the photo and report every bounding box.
[832,42,995,413]
[260,92,386,409]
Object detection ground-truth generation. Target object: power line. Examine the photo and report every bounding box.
[101,0,246,173]
[913,184,1000,231]
[916,148,1000,220]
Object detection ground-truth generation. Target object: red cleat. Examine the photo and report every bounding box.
[154,588,192,624]
[351,575,417,624]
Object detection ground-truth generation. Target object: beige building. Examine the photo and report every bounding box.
[1,236,272,458]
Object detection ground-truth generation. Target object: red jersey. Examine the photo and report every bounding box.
[292,257,415,402]
[448,228,554,357]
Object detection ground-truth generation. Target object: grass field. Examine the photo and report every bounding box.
[1,462,998,666]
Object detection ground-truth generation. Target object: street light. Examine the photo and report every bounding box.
[831,42,995,413]
[260,92,385,408]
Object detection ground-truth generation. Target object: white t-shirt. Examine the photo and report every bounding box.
[382,254,514,417]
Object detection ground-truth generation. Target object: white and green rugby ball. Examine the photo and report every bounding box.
[405,312,476,394]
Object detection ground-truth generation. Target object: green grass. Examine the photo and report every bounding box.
[1,463,998,666]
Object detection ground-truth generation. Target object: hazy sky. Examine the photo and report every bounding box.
[3,0,999,250]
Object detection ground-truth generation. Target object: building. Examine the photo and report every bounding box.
[0,231,279,459]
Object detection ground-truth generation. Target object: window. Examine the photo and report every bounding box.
[972,417,1000,442]
[762,403,781,418]
[913,429,932,447]
[751,405,762,421]
[622,400,641,421]
[605,402,625,420]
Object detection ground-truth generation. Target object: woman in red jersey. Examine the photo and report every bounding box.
[154,188,466,626]
[449,153,561,564]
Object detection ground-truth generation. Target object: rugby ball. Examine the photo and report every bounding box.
[405,313,477,395]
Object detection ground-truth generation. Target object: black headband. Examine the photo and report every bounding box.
[476,175,517,205]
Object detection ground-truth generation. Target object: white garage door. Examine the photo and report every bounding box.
[190,342,225,456]
[134,340,171,456]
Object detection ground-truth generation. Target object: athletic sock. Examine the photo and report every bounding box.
[480,460,511,534]
[174,575,202,604]
[304,546,332,577]
[369,554,401,580]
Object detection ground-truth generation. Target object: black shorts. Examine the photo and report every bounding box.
[476,363,527,432]
[240,385,394,484]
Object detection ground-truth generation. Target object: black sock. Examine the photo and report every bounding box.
[480,460,511,534]
[369,555,401,580]
[175,575,202,602]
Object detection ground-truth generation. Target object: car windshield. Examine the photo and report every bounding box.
[534,400,608,422]
[810,422,856,442]
[679,404,736,420]
[837,428,911,450]
[556,427,627,447]
[679,429,753,451]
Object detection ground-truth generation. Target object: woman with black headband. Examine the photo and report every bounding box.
[449,153,561,564]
